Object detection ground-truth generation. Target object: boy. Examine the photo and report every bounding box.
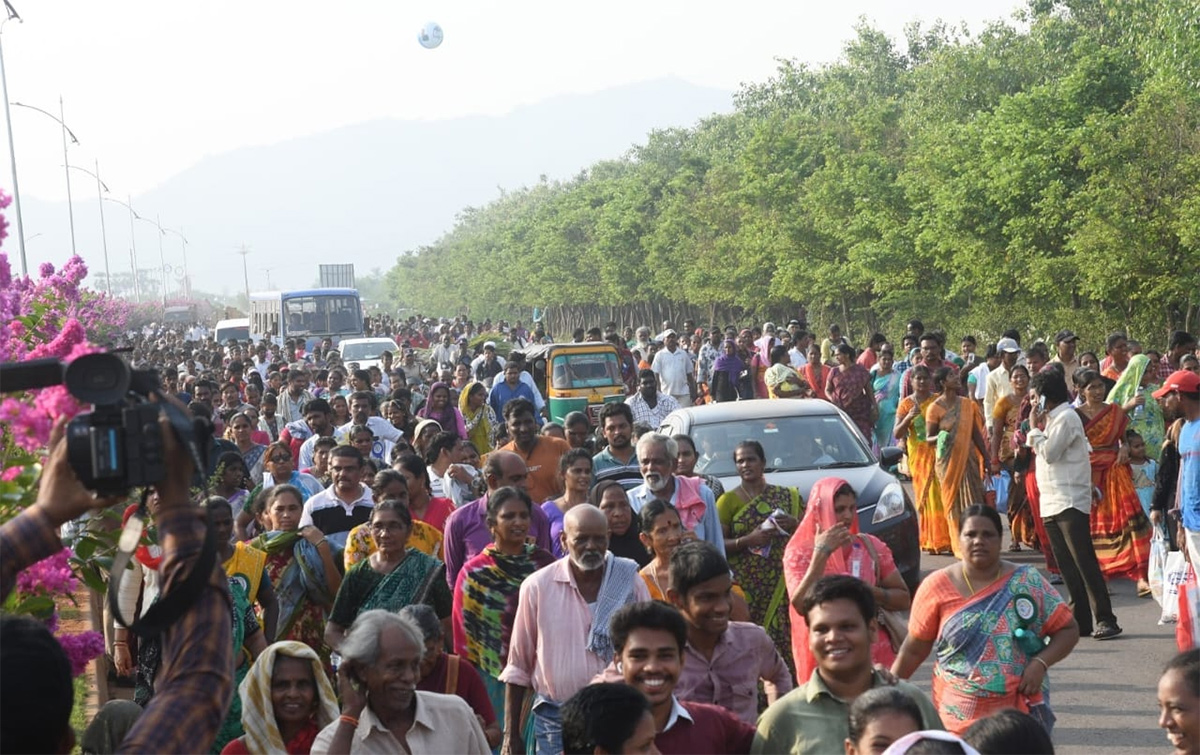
[305,435,338,488]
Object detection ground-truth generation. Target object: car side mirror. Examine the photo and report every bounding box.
[879,447,903,468]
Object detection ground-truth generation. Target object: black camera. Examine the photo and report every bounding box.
[0,353,208,496]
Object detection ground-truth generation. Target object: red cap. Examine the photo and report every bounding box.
[1152,370,1200,399]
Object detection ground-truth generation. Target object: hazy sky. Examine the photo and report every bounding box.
[2,0,1023,202]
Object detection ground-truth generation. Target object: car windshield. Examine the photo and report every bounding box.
[551,352,623,389]
[341,341,397,361]
[690,414,873,477]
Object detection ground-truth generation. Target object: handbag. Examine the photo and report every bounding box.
[858,535,908,652]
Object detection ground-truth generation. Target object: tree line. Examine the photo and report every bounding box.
[385,0,1200,349]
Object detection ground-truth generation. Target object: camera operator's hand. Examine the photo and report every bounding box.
[38,418,122,526]
[150,394,196,511]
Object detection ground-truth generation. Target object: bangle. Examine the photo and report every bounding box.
[316,539,328,549]
[112,641,128,648]
[339,714,359,727]
[1033,657,1049,671]
[816,544,832,555]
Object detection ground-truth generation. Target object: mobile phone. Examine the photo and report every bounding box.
[1037,395,1046,412]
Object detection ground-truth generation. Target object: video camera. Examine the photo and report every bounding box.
[0,352,211,496]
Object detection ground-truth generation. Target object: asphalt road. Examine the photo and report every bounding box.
[899,511,1176,754]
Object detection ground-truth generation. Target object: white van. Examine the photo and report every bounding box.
[214,318,250,344]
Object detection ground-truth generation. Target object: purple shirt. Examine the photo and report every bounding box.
[444,495,554,587]
[540,501,568,559]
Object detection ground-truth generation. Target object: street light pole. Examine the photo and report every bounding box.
[66,161,110,294]
[0,14,26,274]
[164,226,189,299]
[59,96,75,256]
[236,245,250,305]
[104,195,141,302]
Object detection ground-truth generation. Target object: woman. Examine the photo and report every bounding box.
[639,500,686,601]
[542,449,593,559]
[411,418,443,459]
[394,453,456,533]
[894,365,948,555]
[382,399,417,441]
[227,412,268,480]
[209,497,272,752]
[416,382,467,439]
[453,487,556,730]
[1157,648,1200,755]
[344,469,445,569]
[249,485,342,664]
[213,451,251,527]
[803,342,829,402]
[709,338,745,403]
[459,381,499,454]
[1074,369,1153,591]
[324,499,452,652]
[593,479,651,567]
[220,641,339,755]
[1108,353,1166,461]
[926,366,991,556]
[892,505,1080,736]
[114,489,163,706]
[347,423,387,463]
[673,433,725,500]
[844,687,924,755]
[783,477,910,684]
[240,404,272,446]
[239,442,324,541]
[716,440,801,677]
[827,343,878,440]
[329,394,350,427]
[871,344,901,453]
[765,345,808,399]
[989,365,1036,552]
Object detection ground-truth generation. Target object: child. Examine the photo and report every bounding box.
[259,393,281,442]
[305,436,338,487]
[1127,429,1157,521]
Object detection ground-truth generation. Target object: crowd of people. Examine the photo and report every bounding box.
[1,312,1198,755]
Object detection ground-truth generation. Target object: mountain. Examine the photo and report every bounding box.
[13,77,733,296]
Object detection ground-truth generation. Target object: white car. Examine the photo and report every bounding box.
[337,337,400,372]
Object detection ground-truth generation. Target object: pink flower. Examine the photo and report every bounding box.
[15,549,78,596]
[38,261,55,278]
[1,466,22,481]
[57,631,105,677]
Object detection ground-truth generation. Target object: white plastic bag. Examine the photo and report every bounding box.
[1159,550,1189,625]
[1149,524,1169,607]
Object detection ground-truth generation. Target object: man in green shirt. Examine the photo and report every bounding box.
[753,575,942,755]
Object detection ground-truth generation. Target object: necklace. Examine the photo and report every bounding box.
[962,564,1000,595]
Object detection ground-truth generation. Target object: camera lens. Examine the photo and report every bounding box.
[64,353,132,405]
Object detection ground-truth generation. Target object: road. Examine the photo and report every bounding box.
[900,525,1175,753]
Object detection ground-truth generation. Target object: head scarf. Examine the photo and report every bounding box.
[238,641,338,753]
[416,381,457,428]
[712,340,745,377]
[1107,353,1165,456]
[882,730,981,755]
[459,380,494,439]
[791,476,858,574]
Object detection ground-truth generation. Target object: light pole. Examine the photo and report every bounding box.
[0,4,26,273]
[103,195,140,302]
[11,98,79,256]
[65,161,110,294]
[236,245,251,305]
[132,213,167,308]
[163,227,189,299]
[262,267,273,289]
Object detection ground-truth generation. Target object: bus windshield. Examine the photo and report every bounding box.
[283,294,362,337]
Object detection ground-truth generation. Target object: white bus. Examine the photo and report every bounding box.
[248,288,364,349]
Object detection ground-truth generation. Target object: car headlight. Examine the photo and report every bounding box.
[871,482,906,524]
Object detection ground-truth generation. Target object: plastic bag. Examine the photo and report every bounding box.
[992,471,1011,513]
[1159,550,1189,625]
[1149,524,1169,607]
[1176,564,1199,651]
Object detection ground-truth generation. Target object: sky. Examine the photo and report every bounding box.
[0,0,1023,285]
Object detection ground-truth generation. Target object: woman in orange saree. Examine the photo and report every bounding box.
[1074,370,1152,591]
[925,366,991,557]
[895,365,949,554]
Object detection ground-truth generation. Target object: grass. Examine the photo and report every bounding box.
[70,673,90,754]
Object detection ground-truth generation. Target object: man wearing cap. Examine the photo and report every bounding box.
[1051,330,1081,386]
[1154,371,1200,563]
[652,330,697,407]
[471,341,505,388]
[984,338,1022,431]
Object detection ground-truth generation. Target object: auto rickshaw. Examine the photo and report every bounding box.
[523,342,628,426]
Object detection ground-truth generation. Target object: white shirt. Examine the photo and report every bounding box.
[311,692,490,754]
[1027,403,1094,518]
[789,347,808,370]
[969,362,991,401]
[652,347,693,396]
[335,416,403,445]
[984,365,1013,429]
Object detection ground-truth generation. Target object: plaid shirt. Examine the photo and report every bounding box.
[1158,355,1175,381]
[625,391,681,427]
[2,505,234,754]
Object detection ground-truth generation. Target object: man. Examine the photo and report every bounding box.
[892,333,920,376]
[652,330,697,407]
[498,398,569,502]
[632,326,653,363]
[429,331,457,368]
[788,330,811,370]
[1153,370,1200,564]
[626,369,681,428]
[292,398,335,468]
[984,337,1022,430]
[819,324,850,366]
[1027,370,1122,640]
[299,445,374,541]
[336,390,403,447]
[252,342,272,380]
[500,505,651,755]
[488,362,538,422]
[754,576,941,754]
[442,450,553,587]
[1160,331,1198,381]
[592,403,644,490]
[1026,342,1050,375]
[628,433,725,554]
[508,351,548,417]
[1051,329,1081,386]
[1,409,233,753]
[277,367,315,424]
[967,344,999,409]
[315,610,489,754]
[696,329,723,399]
[900,333,947,399]
[472,341,505,387]
[606,601,757,754]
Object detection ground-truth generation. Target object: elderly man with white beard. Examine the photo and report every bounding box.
[499,505,651,755]
[628,433,727,555]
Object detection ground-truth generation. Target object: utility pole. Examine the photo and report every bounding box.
[94,160,109,294]
[0,16,26,274]
[236,245,251,305]
[59,96,75,256]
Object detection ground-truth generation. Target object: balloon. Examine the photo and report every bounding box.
[418,22,444,49]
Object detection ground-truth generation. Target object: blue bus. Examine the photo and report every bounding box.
[248,288,364,349]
